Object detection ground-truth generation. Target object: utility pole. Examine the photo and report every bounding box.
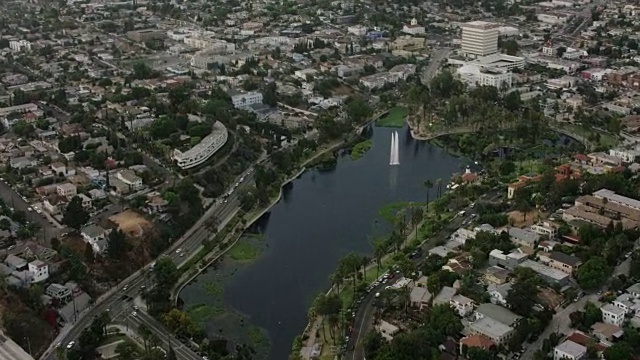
[24,337,32,356]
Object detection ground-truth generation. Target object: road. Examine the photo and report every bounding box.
[346,190,503,360]
[0,179,65,242]
[421,47,451,84]
[41,171,254,360]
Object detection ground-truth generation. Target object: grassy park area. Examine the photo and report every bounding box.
[376,107,407,128]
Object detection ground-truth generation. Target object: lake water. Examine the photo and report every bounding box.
[180,125,468,359]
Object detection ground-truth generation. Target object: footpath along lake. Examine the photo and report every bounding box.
[179,125,469,359]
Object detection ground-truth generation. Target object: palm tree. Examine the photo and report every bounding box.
[423,179,434,210]
[410,205,423,241]
[138,323,152,352]
[312,294,328,341]
[360,256,370,281]
[435,178,443,198]
[373,240,386,277]
[328,314,340,345]
[329,272,343,295]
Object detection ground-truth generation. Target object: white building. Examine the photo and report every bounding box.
[28,260,49,283]
[468,54,525,71]
[609,148,640,163]
[116,169,143,191]
[9,40,31,52]
[553,340,586,360]
[173,121,229,169]
[0,103,39,117]
[601,303,625,327]
[231,91,263,110]
[450,295,475,316]
[460,21,499,59]
[402,18,425,35]
[56,183,77,197]
[457,64,512,89]
[347,25,368,36]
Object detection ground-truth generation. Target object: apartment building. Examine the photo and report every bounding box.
[601,304,625,327]
[231,91,264,110]
[553,340,587,360]
[547,252,582,274]
[460,21,499,59]
[457,65,513,89]
[173,121,229,169]
[563,189,640,230]
[126,29,167,42]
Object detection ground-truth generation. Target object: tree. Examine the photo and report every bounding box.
[345,96,372,124]
[107,229,129,259]
[576,257,611,290]
[115,341,137,360]
[603,342,631,360]
[423,179,433,210]
[153,257,179,289]
[506,268,540,316]
[84,242,95,263]
[62,196,90,231]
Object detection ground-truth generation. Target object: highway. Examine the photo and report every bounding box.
[41,171,253,360]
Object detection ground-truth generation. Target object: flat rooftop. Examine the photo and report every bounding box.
[174,121,227,159]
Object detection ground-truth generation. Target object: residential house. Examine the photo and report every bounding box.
[409,286,432,310]
[46,283,72,303]
[488,283,512,306]
[28,260,49,283]
[474,303,522,328]
[553,340,587,360]
[116,169,143,191]
[508,227,541,247]
[627,283,640,298]
[56,183,77,198]
[459,335,495,354]
[601,303,625,326]
[5,254,27,271]
[376,320,400,341]
[489,249,528,270]
[77,193,92,209]
[51,162,66,176]
[612,294,640,315]
[483,266,511,285]
[546,252,582,274]
[88,188,106,200]
[468,317,515,345]
[81,224,107,253]
[433,286,457,306]
[519,260,570,286]
[450,295,475,316]
[590,322,624,342]
[43,195,64,215]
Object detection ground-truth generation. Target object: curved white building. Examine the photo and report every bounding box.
[173,121,228,169]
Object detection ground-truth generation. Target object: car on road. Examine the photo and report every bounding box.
[27,207,33,212]
[66,341,75,349]
[176,248,182,254]
[123,284,129,291]
[132,311,138,317]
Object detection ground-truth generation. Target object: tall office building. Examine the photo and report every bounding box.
[461,21,499,59]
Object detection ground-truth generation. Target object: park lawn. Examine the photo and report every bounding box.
[350,139,373,160]
[227,239,261,262]
[559,123,618,148]
[515,159,545,175]
[376,107,408,128]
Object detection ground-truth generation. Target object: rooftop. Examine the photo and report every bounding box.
[476,303,521,327]
[470,317,513,339]
[173,121,228,160]
[555,340,587,357]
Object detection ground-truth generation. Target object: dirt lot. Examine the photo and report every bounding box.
[108,210,153,237]
[507,210,547,227]
[332,84,354,96]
